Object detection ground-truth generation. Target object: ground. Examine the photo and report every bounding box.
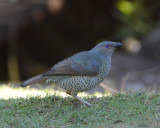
[0,84,160,128]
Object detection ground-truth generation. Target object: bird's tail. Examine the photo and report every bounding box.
[21,75,46,87]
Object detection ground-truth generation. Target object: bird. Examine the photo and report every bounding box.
[21,41,123,107]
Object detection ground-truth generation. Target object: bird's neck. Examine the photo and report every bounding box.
[97,56,111,81]
[89,50,112,80]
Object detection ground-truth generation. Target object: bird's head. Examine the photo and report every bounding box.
[90,41,123,58]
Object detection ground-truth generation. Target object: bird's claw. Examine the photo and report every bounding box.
[83,100,92,107]
[74,95,92,107]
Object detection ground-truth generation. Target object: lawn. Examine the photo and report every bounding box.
[0,84,160,128]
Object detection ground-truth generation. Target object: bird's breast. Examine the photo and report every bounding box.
[56,76,102,92]
[96,59,111,80]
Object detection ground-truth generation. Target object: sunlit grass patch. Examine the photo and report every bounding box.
[0,84,67,99]
[0,84,110,99]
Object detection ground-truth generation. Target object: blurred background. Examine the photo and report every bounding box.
[0,0,160,93]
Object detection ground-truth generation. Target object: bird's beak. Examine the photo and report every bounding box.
[115,43,123,48]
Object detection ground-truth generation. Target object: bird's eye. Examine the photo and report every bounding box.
[105,45,109,48]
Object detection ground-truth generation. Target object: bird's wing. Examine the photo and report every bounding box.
[43,51,104,76]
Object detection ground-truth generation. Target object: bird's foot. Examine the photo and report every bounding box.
[68,92,92,107]
[75,95,92,107]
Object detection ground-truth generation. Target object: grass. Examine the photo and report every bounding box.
[0,85,160,128]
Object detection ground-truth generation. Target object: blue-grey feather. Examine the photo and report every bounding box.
[21,41,123,94]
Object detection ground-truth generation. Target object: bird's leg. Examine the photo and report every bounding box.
[67,91,92,107]
[75,95,92,107]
